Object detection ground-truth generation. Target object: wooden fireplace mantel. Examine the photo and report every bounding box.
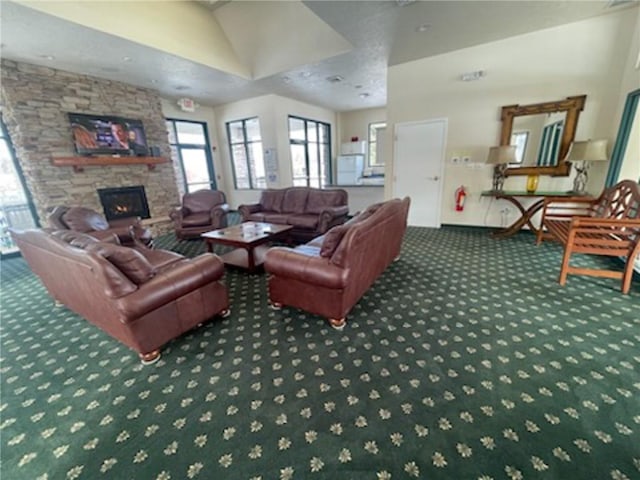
[51,156,169,172]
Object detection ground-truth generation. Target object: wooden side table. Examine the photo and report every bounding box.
[141,216,173,237]
[481,190,593,238]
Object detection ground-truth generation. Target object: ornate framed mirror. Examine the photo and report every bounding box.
[500,95,586,177]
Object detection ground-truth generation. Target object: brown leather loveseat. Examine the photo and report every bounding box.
[238,187,349,243]
[11,228,230,364]
[264,197,410,330]
[48,205,152,246]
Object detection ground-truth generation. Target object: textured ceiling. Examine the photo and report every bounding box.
[1,0,635,112]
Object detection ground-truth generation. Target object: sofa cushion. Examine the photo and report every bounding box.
[307,190,344,214]
[260,190,285,213]
[282,188,309,214]
[63,207,109,232]
[320,224,351,258]
[51,230,100,248]
[246,213,266,222]
[286,214,318,229]
[262,213,290,225]
[87,243,156,284]
[181,212,211,227]
[140,249,185,270]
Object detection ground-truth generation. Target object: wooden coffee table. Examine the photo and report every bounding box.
[201,222,293,273]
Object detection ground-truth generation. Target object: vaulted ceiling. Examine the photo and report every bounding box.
[1,0,635,111]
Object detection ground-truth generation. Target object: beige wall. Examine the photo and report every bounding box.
[160,99,224,199]
[338,107,386,145]
[596,8,640,186]
[213,94,336,208]
[386,8,638,227]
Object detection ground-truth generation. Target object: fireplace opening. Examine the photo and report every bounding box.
[98,186,150,221]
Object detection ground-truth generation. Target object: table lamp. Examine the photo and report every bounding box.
[565,140,608,194]
[487,146,516,192]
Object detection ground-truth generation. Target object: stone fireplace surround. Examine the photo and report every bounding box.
[0,60,181,230]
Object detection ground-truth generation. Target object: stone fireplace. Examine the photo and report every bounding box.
[0,60,180,226]
[98,186,150,221]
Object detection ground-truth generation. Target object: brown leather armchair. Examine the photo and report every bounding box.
[48,206,152,247]
[170,190,229,239]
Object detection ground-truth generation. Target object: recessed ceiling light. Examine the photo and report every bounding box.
[327,75,344,84]
[416,24,430,33]
[122,56,133,62]
[282,76,292,84]
[300,71,312,78]
[150,79,158,84]
[359,93,370,99]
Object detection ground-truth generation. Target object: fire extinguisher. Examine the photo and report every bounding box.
[455,186,467,211]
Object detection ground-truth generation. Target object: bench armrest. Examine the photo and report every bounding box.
[541,197,596,222]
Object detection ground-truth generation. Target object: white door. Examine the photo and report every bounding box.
[393,119,447,227]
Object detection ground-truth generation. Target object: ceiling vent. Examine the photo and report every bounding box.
[461,70,486,82]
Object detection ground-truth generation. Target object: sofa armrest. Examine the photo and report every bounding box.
[115,253,225,321]
[169,207,189,223]
[317,205,349,232]
[265,247,348,289]
[238,203,262,220]
[211,203,230,219]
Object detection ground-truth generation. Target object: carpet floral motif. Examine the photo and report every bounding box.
[1,226,639,479]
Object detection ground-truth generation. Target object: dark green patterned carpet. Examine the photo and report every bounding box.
[1,226,639,480]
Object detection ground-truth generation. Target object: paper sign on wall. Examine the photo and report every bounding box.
[264,148,278,184]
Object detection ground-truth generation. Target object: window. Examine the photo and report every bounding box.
[510,131,529,164]
[166,119,217,193]
[537,120,564,166]
[0,116,38,255]
[226,117,265,189]
[368,122,386,167]
[288,116,331,188]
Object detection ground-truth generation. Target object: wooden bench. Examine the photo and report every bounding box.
[536,180,640,294]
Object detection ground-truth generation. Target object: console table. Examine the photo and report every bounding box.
[481,190,594,239]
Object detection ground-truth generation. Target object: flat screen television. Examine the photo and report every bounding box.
[68,113,149,156]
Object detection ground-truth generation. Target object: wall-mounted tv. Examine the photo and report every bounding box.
[68,113,149,156]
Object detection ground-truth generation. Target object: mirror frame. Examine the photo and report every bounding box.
[501,95,586,176]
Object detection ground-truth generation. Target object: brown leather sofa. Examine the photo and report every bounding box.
[170,190,229,240]
[264,197,410,330]
[48,206,152,246]
[11,228,230,364]
[238,187,349,243]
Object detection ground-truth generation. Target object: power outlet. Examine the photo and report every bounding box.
[451,156,461,164]
[462,156,471,164]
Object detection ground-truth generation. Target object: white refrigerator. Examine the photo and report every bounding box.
[336,154,364,185]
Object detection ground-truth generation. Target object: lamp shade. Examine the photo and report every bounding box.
[487,145,516,164]
[565,139,608,162]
